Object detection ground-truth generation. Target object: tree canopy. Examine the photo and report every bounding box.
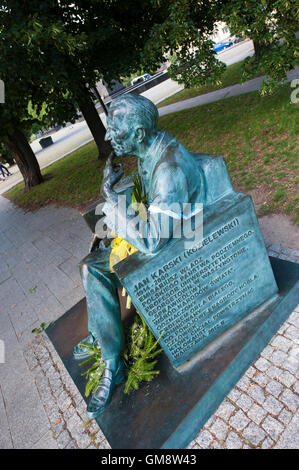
[0,1,297,188]
[221,0,299,94]
[0,1,83,187]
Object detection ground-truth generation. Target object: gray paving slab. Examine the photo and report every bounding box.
[31,429,59,449]
[0,309,50,448]
[58,285,86,312]
[8,300,39,336]
[0,277,27,312]
[41,263,78,301]
[274,411,299,449]
[58,255,82,284]
[11,260,45,292]
[0,386,14,449]
[0,268,11,286]
[2,381,50,449]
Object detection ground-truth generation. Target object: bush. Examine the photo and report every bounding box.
[0,142,14,166]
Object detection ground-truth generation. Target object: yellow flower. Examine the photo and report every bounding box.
[109,236,138,272]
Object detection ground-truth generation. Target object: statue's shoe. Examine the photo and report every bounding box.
[73,333,98,361]
[86,363,126,418]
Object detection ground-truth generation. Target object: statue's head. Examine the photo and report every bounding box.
[105,94,158,157]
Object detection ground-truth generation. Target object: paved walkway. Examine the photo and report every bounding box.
[0,194,298,449]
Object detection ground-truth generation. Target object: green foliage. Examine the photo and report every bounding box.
[158,1,298,93]
[131,174,147,207]
[148,0,226,89]
[0,142,13,165]
[221,0,299,94]
[30,122,46,141]
[0,0,80,189]
[168,38,226,89]
[28,286,37,294]
[32,322,52,334]
[123,313,164,394]
[0,2,81,139]
[273,186,286,202]
[0,0,224,185]
[0,0,296,151]
[121,76,133,88]
[131,174,148,220]
[79,312,164,397]
[121,68,147,88]
[79,342,105,397]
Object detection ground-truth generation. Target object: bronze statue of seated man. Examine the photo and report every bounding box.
[74,94,205,418]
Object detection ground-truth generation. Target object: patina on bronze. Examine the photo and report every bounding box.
[74,94,279,420]
[74,94,209,418]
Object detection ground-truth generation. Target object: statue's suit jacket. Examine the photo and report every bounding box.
[103,131,205,254]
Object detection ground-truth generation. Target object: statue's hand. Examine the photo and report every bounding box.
[101,152,124,199]
[89,234,111,252]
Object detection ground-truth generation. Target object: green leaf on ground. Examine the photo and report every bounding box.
[28,286,37,294]
[32,322,52,334]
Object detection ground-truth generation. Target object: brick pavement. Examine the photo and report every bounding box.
[0,195,298,449]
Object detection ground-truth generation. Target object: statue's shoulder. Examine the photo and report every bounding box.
[153,131,184,164]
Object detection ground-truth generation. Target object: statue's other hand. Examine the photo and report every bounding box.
[101,152,124,197]
[110,162,124,186]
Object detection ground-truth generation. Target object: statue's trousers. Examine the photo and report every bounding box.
[79,246,125,360]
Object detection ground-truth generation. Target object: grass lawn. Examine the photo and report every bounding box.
[157,59,261,108]
[159,84,298,224]
[5,141,138,211]
[5,83,298,224]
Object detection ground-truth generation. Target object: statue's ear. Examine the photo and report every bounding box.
[136,127,146,143]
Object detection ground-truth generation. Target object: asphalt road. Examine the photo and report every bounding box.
[218,39,254,65]
[0,40,255,194]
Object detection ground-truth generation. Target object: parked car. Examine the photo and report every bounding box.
[131,73,151,86]
[232,37,244,44]
[213,41,233,53]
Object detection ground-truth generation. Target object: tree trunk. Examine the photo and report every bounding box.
[78,92,112,160]
[253,40,269,59]
[6,128,43,189]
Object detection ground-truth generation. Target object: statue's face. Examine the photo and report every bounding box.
[105,106,138,157]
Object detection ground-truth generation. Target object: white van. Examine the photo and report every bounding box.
[131,73,151,86]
